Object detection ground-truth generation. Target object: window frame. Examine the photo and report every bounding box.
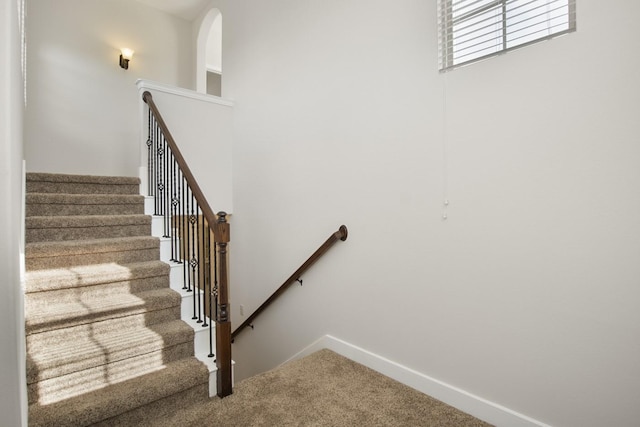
[439,0,577,72]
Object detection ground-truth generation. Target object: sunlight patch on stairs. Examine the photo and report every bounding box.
[25,262,135,290]
[31,346,169,405]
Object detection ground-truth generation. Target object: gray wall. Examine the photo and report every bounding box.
[0,0,27,424]
[24,0,194,177]
[212,1,640,426]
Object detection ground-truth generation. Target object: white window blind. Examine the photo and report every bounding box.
[438,0,576,71]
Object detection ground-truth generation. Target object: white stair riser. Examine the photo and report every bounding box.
[144,196,154,215]
[180,292,216,354]
[151,215,163,237]
[193,325,215,355]
[180,291,214,325]
[159,238,171,262]
[180,291,203,322]
[170,263,185,290]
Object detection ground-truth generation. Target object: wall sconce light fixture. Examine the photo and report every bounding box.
[119,48,134,70]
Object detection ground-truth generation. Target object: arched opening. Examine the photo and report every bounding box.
[196,7,222,96]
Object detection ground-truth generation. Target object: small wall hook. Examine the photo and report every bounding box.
[296,278,303,286]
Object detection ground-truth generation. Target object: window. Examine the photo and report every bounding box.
[438,0,576,71]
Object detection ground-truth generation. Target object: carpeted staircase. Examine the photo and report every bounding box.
[25,172,210,427]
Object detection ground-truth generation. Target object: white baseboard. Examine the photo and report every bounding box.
[286,335,550,427]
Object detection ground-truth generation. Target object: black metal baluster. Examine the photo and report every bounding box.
[196,201,202,324]
[163,141,170,238]
[174,166,183,264]
[181,174,189,290]
[160,135,166,220]
[187,178,193,291]
[150,115,155,200]
[154,124,161,215]
[202,220,209,328]
[190,191,198,320]
[170,156,178,262]
[153,122,158,214]
[209,230,217,358]
[147,109,153,196]
[158,129,163,216]
[162,142,167,236]
[154,118,159,203]
[150,113,155,199]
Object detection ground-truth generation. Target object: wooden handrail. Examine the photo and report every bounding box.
[142,91,218,227]
[143,91,232,398]
[231,225,348,340]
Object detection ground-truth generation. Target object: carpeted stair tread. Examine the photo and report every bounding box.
[28,341,195,405]
[26,172,140,195]
[26,172,141,185]
[25,236,160,270]
[26,193,144,216]
[92,383,209,427]
[25,260,170,294]
[28,345,195,406]
[26,236,159,258]
[25,308,182,347]
[26,214,151,229]
[27,319,194,384]
[25,288,181,335]
[28,356,209,427]
[26,275,171,306]
[26,214,152,242]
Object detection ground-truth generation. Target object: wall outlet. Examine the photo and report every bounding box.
[239,304,244,316]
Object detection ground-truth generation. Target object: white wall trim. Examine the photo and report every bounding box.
[136,79,233,106]
[286,335,551,427]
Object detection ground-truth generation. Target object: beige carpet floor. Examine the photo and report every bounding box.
[147,349,493,427]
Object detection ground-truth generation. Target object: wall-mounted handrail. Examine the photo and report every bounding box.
[142,91,232,398]
[232,225,348,340]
